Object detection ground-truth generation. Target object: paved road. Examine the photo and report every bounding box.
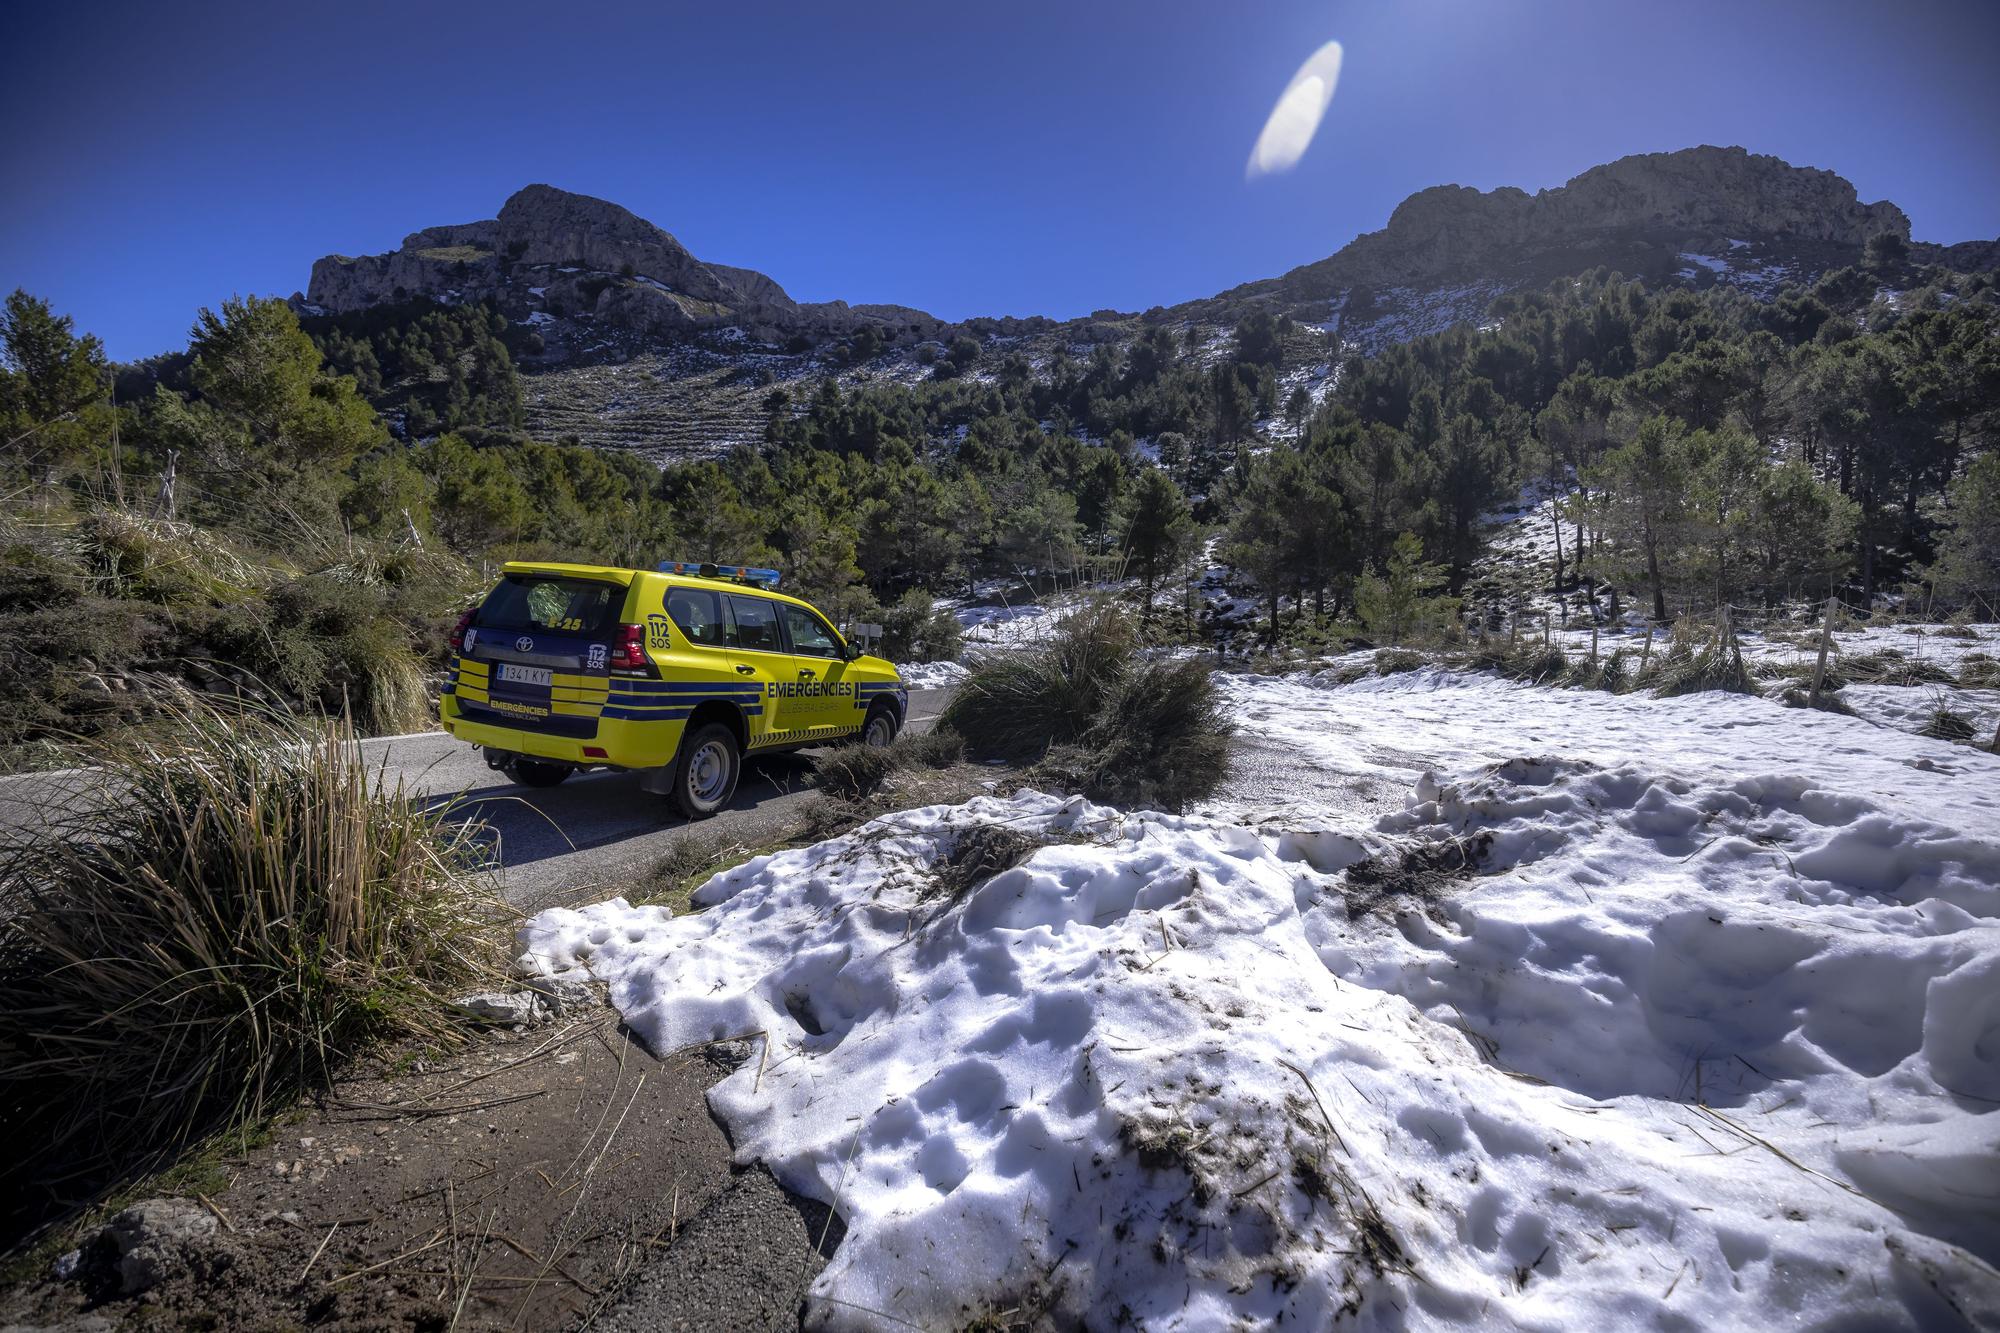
[0,690,953,909]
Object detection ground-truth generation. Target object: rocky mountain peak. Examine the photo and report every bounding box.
[1283,145,1912,295]
[303,185,943,346]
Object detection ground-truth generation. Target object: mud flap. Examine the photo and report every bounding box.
[639,765,677,796]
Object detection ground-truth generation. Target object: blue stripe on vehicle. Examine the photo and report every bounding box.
[600,699,764,720]
[608,681,766,693]
[607,687,760,696]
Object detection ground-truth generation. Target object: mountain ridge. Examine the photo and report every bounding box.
[292,145,1999,456]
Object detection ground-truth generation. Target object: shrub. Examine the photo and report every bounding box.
[1565,648,1629,693]
[1496,644,1569,684]
[203,573,432,734]
[0,703,502,1239]
[942,605,1135,762]
[1053,658,1233,809]
[70,510,269,605]
[945,608,1230,810]
[0,594,175,749]
[878,589,963,664]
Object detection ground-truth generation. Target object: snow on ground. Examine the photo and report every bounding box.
[522,666,2000,1329]
[1337,283,1510,356]
[894,660,972,689]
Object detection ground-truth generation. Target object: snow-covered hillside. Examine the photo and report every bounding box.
[522,664,2000,1329]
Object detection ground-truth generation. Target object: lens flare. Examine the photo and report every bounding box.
[1246,40,1344,180]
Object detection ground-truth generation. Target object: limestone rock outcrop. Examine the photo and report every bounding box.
[305,184,934,339]
[1279,145,1911,294]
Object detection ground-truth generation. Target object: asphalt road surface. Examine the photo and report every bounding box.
[0,689,954,909]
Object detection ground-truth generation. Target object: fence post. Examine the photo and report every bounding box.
[1590,624,1599,664]
[1640,626,1653,674]
[153,449,178,520]
[1809,596,1834,709]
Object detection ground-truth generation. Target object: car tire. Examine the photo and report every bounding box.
[509,758,573,788]
[862,706,899,748]
[671,722,741,819]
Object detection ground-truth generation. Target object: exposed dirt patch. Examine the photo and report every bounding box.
[2,758,1030,1331]
[0,1008,823,1332]
[1340,832,1494,919]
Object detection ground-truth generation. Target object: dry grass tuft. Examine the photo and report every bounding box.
[0,701,505,1243]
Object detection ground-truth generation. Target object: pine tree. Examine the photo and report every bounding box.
[1,290,111,475]
[1932,453,2000,617]
[1117,468,1196,618]
[1594,416,1689,621]
[1354,532,1458,646]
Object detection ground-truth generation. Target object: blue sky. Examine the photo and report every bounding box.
[3,0,1996,361]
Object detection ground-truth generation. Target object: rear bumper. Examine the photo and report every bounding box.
[441,697,682,769]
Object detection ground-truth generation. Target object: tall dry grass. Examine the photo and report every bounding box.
[0,701,503,1239]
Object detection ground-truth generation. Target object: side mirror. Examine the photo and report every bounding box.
[842,639,863,661]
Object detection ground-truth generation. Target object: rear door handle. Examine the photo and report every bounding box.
[735,664,755,675]
[798,669,816,679]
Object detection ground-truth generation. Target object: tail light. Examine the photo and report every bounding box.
[448,610,474,655]
[608,623,648,669]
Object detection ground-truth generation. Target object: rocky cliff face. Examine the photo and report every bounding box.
[305,184,939,343]
[1275,145,1911,296]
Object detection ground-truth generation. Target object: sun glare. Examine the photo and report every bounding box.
[1247,40,1344,180]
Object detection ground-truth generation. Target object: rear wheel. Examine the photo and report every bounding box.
[671,722,741,819]
[509,758,572,788]
[862,706,899,748]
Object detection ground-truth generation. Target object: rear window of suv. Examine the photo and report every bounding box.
[475,576,623,636]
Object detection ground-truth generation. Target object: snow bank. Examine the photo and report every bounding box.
[523,668,1999,1328]
[894,660,971,690]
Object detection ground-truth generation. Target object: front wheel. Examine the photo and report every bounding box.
[671,722,741,819]
[862,706,899,748]
[509,758,573,788]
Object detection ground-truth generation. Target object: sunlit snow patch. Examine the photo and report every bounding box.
[523,667,2000,1328]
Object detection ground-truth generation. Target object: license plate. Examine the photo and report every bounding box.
[498,664,553,686]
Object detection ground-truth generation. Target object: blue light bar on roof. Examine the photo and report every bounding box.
[658,559,782,589]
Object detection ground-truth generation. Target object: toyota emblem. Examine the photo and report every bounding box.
[515,636,534,653]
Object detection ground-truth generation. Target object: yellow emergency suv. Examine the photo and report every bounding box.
[441,560,906,818]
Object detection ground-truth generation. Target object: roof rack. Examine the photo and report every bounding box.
[658,559,782,589]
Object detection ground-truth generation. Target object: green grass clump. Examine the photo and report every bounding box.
[1643,621,1759,698]
[945,608,1231,810]
[0,702,503,1244]
[1778,685,1856,715]
[1565,648,1630,693]
[1958,654,1999,690]
[1500,645,1570,684]
[1839,651,1955,687]
[1374,648,1424,676]
[810,727,965,800]
[1918,694,1978,742]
